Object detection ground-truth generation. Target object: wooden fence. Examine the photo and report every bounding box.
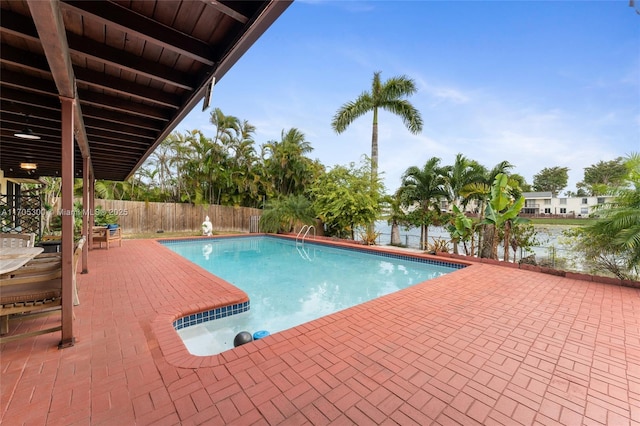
[87,200,262,235]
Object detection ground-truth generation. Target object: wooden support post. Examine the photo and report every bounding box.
[59,96,75,349]
[82,156,89,273]
[89,175,95,251]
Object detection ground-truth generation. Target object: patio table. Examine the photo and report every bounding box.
[0,247,44,275]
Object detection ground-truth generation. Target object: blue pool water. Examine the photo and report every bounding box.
[163,236,461,355]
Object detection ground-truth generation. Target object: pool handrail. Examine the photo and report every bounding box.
[296,225,315,245]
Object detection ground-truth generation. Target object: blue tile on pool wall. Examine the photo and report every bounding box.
[173,301,250,330]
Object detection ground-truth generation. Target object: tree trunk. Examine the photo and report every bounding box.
[480,225,495,258]
[390,222,401,246]
[420,224,429,251]
[368,108,379,235]
[503,221,511,263]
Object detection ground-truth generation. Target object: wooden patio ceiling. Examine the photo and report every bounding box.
[0,0,291,181]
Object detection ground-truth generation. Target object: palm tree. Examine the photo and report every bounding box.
[147,137,176,198]
[381,192,407,246]
[209,107,240,146]
[460,160,514,257]
[398,157,448,250]
[443,153,486,211]
[259,194,315,234]
[331,71,423,183]
[581,152,640,277]
[262,128,315,197]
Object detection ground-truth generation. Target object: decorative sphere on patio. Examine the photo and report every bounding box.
[233,331,253,347]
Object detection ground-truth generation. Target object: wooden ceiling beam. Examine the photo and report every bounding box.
[0,85,62,111]
[205,1,249,24]
[0,9,39,40]
[81,128,154,146]
[0,44,51,74]
[78,91,171,122]
[60,0,216,66]
[27,0,91,165]
[74,68,181,110]
[0,68,58,97]
[80,105,164,132]
[66,32,194,91]
[84,117,157,140]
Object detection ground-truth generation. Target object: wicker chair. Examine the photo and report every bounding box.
[0,237,85,342]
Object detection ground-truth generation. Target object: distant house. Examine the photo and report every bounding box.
[521,192,615,217]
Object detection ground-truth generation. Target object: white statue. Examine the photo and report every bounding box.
[202,215,213,236]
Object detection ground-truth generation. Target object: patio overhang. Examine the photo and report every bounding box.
[0,0,292,348]
[0,0,292,181]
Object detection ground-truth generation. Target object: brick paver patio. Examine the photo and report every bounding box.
[1,237,639,425]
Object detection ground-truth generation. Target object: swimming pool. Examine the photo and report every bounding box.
[162,236,463,355]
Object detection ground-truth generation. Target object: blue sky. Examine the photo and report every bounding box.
[177,0,639,194]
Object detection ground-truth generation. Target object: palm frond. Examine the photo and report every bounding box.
[331,94,374,133]
[380,99,423,134]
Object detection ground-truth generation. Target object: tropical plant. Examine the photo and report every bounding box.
[460,160,514,256]
[332,71,423,231]
[427,238,450,254]
[259,194,315,234]
[39,176,62,234]
[262,128,317,198]
[381,192,409,246]
[442,153,485,212]
[358,228,381,245]
[482,173,529,261]
[509,223,540,262]
[446,205,476,255]
[567,153,640,279]
[93,207,119,226]
[310,159,382,239]
[398,157,448,250]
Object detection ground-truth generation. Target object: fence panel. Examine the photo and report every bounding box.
[83,199,261,234]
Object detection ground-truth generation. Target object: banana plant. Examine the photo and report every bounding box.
[482,173,529,261]
[447,205,476,255]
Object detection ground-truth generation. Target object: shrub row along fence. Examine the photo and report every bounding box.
[88,199,262,235]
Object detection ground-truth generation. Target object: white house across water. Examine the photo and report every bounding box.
[521,192,615,217]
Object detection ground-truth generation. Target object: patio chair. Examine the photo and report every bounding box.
[92,226,122,249]
[0,236,85,342]
[0,232,35,248]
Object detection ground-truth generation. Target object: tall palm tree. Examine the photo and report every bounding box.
[331,71,423,181]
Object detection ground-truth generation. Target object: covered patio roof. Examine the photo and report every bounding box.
[0,0,292,181]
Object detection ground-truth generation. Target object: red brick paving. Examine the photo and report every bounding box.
[1,237,639,425]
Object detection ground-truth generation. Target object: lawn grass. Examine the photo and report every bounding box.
[529,217,596,226]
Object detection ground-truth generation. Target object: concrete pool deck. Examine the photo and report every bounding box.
[1,237,639,425]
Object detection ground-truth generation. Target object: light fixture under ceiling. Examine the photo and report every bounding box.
[20,162,38,170]
[14,128,41,140]
[14,115,41,140]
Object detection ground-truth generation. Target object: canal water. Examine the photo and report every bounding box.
[371,221,582,269]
